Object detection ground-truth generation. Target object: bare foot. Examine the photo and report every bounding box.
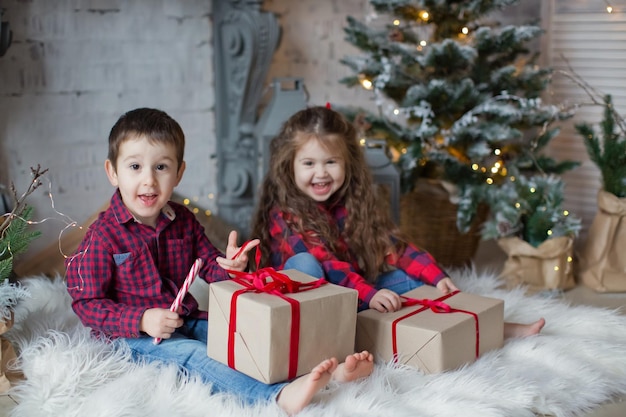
[504,318,546,339]
[332,350,374,383]
[276,357,338,416]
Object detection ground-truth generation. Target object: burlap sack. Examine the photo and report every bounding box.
[497,236,575,294]
[578,190,626,292]
[0,314,16,393]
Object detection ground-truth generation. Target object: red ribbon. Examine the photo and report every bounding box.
[225,246,326,380]
[391,290,480,361]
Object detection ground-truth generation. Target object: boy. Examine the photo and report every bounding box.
[64,108,373,415]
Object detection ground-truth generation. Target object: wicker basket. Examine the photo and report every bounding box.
[400,179,487,268]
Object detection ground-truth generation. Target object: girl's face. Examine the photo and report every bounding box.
[293,135,345,202]
[105,134,185,227]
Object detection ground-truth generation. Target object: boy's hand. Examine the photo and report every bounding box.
[369,289,403,313]
[216,230,260,273]
[436,277,459,294]
[139,308,183,339]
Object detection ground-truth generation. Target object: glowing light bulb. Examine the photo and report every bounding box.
[420,40,427,47]
[530,187,536,193]
[486,178,494,184]
[494,148,501,155]
[563,210,569,216]
[461,27,469,35]
[554,266,560,271]
[393,19,400,26]
[361,79,373,90]
[360,138,366,146]
[472,164,479,170]
[183,198,190,205]
[420,11,429,21]
[607,6,613,13]
[547,229,553,236]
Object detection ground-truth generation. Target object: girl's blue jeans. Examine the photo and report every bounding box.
[118,317,286,405]
[284,252,424,311]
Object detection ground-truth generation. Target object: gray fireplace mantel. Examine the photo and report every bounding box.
[212,0,280,237]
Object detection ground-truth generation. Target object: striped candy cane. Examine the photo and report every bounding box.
[153,258,203,345]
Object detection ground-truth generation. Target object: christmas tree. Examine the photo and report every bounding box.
[0,166,46,320]
[339,0,579,244]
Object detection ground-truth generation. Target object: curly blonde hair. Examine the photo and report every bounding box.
[251,106,405,282]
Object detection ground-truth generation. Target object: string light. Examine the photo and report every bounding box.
[360,78,373,90]
[461,26,469,35]
[419,11,429,21]
[393,19,400,26]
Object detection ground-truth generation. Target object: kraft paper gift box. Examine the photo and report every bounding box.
[355,285,504,374]
[207,269,358,384]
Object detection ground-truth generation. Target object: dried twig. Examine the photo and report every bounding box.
[0,165,49,237]
[555,53,626,136]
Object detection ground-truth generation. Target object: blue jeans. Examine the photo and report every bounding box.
[118,318,286,405]
[284,252,424,310]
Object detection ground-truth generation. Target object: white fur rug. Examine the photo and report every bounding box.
[5,270,626,417]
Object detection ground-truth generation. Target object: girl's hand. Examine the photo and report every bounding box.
[436,277,459,294]
[369,288,403,313]
[216,230,260,273]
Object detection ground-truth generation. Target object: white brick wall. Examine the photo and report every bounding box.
[0,0,217,257]
[0,0,540,259]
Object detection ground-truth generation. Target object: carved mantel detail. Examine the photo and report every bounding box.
[212,0,280,236]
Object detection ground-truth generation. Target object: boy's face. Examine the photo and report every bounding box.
[105,134,185,227]
[293,135,345,203]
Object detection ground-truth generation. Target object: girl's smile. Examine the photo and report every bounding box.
[293,135,345,202]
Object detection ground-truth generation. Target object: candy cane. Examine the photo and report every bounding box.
[153,258,203,345]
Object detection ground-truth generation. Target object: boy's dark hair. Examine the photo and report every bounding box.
[107,108,185,170]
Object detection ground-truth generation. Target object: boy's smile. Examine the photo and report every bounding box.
[293,135,345,202]
[105,134,185,227]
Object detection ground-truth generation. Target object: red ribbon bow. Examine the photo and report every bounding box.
[226,244,327,379]
[391,290,480,361]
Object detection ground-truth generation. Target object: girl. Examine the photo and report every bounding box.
[251,106,544,338]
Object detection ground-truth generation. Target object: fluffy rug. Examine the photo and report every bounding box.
[4,269,626,417]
